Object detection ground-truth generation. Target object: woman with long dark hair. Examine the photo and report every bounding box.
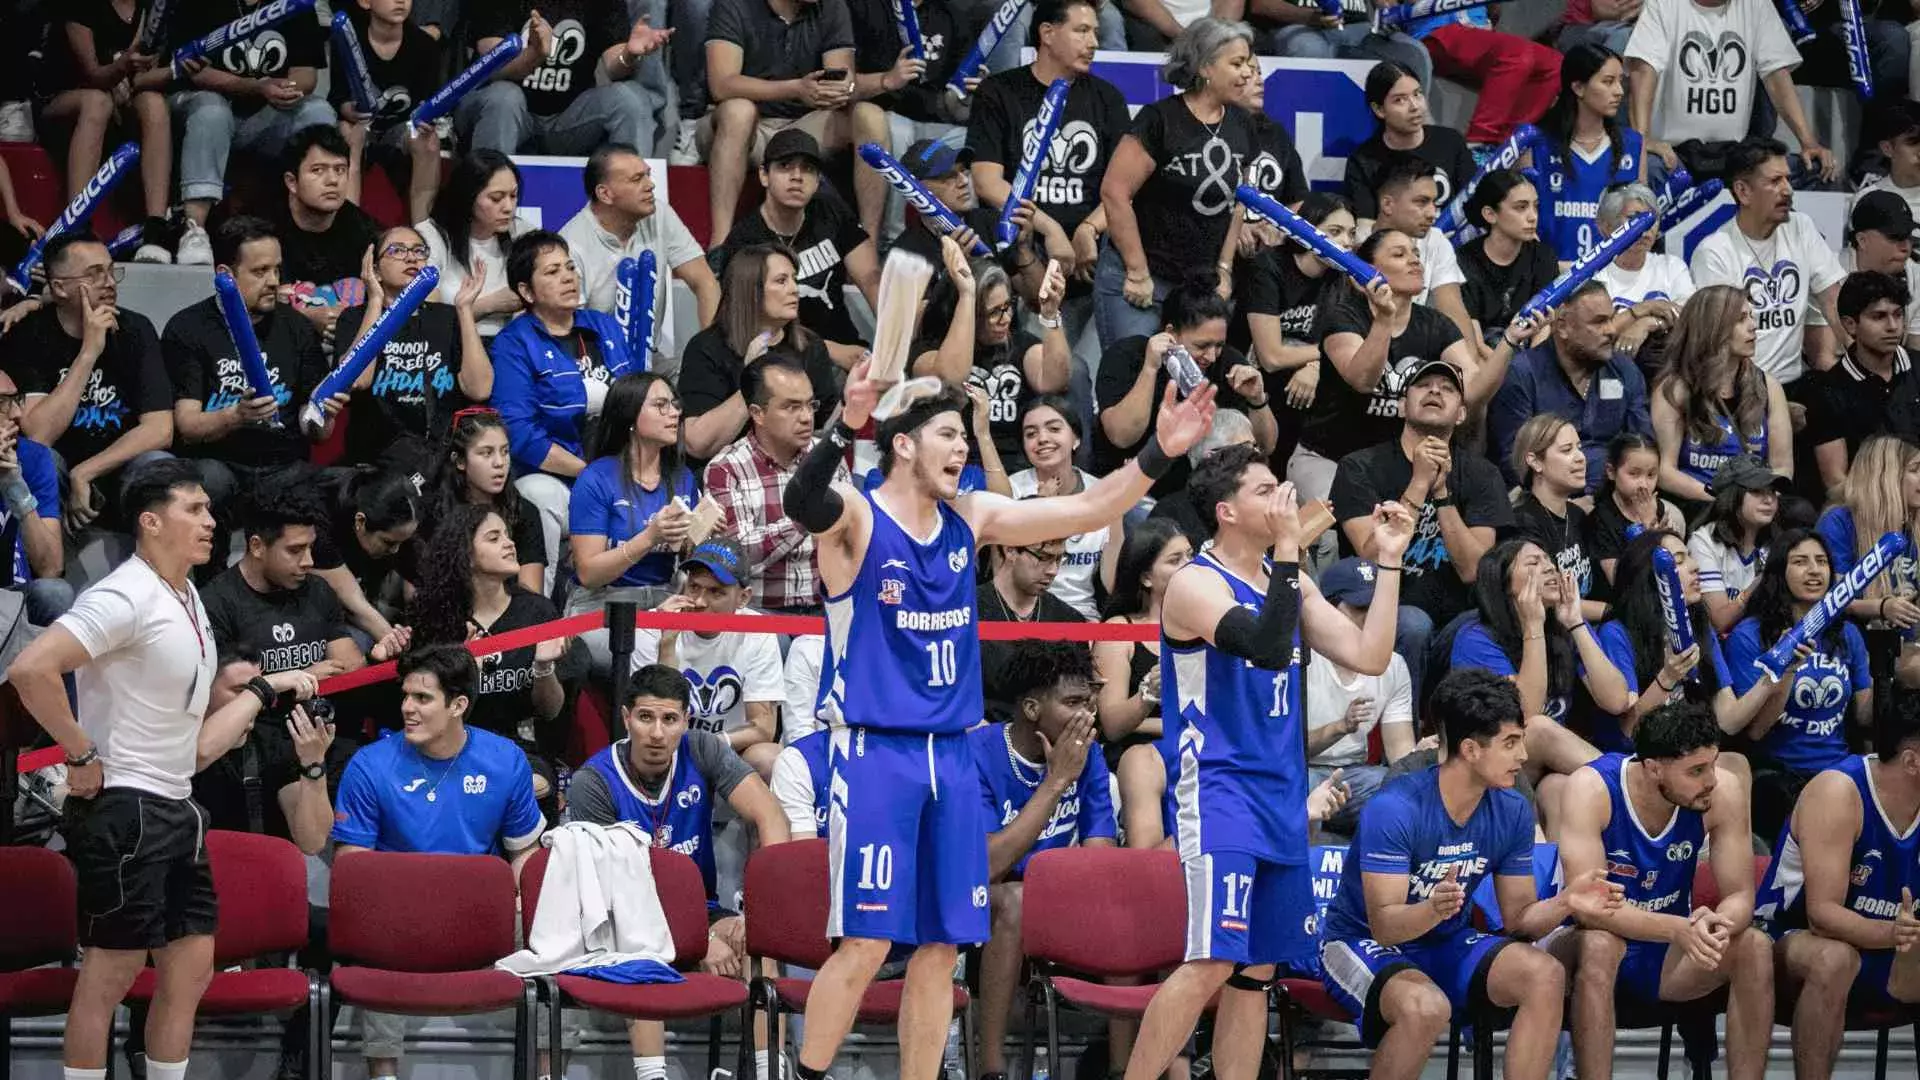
[1237,192,1355,466]
[1457,170,1559,347]
[916,254,1071,473]
[1509,414,1607,622]
[1342,60,1476,233]
[419,149,530,336]
[567,372,699,674]
[312,468,420,645]
[1093,518,1192,847]
[1726,529,1873,840]
[1584,433,1684,596]
[1652,285,1792,508]
[1530,43,1643,263]
[679,243,839,461]
[1686,455,1783,635]
[1009,395,1120,620]
[413,409,547,595]
[411,503,567,808]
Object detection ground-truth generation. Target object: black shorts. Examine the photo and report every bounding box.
[64,789,218,951]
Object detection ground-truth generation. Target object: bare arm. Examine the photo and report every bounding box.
[277,775,336,856]
[707,40,805,104]
[845,239,881,312]
[727,774,793,846]
[313,565,395,642]
[1098,342,1164,450]
[71,411,173,491]
[1361,870,1449,947]
[1093,635,1156,740]
[1627,58,1659,140]
[8,628,103,759]
[686,397,751,459]
[455,306,493,401]
[21,353,100,445]
[1100,137,1156,278]
[1558,766,1692,942]
[1765,376,1794,478]
[1798,771,1900,950]
[728,701,778,754]
[676,260,722,330]
[1651,387,1711,503]
[1570,623,1633,714]
[1705,767,1756,931]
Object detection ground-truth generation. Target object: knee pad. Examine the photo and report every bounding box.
[1225,966,1275,993]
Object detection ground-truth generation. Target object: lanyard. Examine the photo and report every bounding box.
[143,556,206,658]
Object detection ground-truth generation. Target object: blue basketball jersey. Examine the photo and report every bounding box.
[820,491,982,735]
[790,729,832,836]
[1592,754,1702,918]
[971,723,1117,876]
[1759,754,1920,932]
[1161,553,1306,865]
[583,735,719,899]
[1678,414,1769,489]
[1537,131,1643,262]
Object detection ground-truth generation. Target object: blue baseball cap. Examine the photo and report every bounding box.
[904,138,975,180]
[1319,558,1382,608]
[681,537,746,587]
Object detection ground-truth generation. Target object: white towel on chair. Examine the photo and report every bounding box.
[497,821,681,982]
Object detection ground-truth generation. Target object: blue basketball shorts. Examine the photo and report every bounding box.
[1182,850,1315,971]
[827,727,990,947]
[1320,929,1515,1045]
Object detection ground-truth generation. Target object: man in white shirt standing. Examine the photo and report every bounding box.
[558,143,722,382]
[1624,0,1837,185]
[1302,558,1415,834]
[7,459,316,1080]
[1690,137,1847,387]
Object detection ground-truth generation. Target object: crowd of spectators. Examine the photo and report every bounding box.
[13,0,1920,1075]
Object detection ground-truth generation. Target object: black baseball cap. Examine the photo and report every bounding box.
[765,129,825,169]
[1402,358,1465,395]
[1852,190,1919,244]
[1708,455,1792,496]
[904,139,974,181]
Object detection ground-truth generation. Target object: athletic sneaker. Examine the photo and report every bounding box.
[176,219,213,266]
[670,117,701,166]
[0,101,31,142]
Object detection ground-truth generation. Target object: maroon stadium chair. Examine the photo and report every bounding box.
[743,838,973,1080]
[328,852,536,1080]
[521,845,749,1080]
[124,831,322,1078]
[0,845,79,1080]
[1274,978,1363,1080]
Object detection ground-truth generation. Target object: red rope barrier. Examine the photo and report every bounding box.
[10,609,1159,775]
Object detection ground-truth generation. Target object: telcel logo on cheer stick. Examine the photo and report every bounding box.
[8,142,140,295]
[1650,545,1696,680]
[169,0,317,78]
[1235,185,1384,291]
[1376,0,1498,27]
[213,271,284,425]
[1660,177,1724,234]
[411,33,524,133]
[891,0,926,60]
[858,143,991,257]
[947,0,1029,97]
[1839,0,1876,99]
[330,11,380,116]
[1439,124,1539,241]
[996,79,1069,252]
[1517,211,1654,323]
[615,252,659,367]
[300,267,440,436]
[1757,531,1909,681]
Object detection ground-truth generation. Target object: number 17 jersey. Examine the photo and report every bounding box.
[819,491,982,735]
[1161,553,1306,866]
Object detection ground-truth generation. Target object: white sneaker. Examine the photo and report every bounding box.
[669,117,701,166]
[132,241,173,264]
[0,101,32,142]
[176,220,213,266]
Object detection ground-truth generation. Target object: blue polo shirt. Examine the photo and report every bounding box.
[1488,345,1653,493]
[1,438,59,588]
[331,727,545,856]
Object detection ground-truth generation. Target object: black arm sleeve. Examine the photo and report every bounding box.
[783,423,854,533]
[1211,561,1301,670]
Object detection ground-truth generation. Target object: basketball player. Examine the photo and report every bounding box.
[779,367,1217,1080]
[1756,692,1920,1080]
[1556,703,1773,1080]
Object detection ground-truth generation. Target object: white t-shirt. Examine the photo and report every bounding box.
[1416,228,1465,305]
[782,634,825,740]
[1008,468,1109,620]
[632,611,785,737]
[558,202,706,371]
[56,556,217,799]
[1688,523,1765,600]
[770,744,820,837]
[419,218,533,337]
[1625,0,1800,145]
[1689,212,1845,383]
[1304,651,1413,769]
[1595,252,1698,310]
[1161,0,1210,28]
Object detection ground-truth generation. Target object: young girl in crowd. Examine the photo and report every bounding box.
[1686,455,1784,635]
[1093,518,1191,848]
[1509,415,1607,622]
[1457,171,1558,348]
[416,409,548,596]
[1009,395,1120,621]
[312,468,420,646]
[420,150,531,337]
[1726,529,1874,841]
[1585,433,1685,598]
[1529,43,1645,264]
[1652,285,1792,510]
[1816,435,1920,681]
[1343,60,1476,232]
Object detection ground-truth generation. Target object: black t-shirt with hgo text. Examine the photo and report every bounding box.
[0,305,171,472]
[965,68,1133,237]
[1342,125,1477,221]
[201,568,352,675]
[176,0,329,116]
[163,297,332,468]
[471,0,630,116]
[1297,288,1463,462]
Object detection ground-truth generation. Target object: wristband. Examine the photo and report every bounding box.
[246,676,278,711]
[1376,564,1403,572]
[1656,678,1676,693]
[1571,621,1591,633]
[827,420,858,448]
[1036,312,1061,329]
[1430,492,1452,508]
[1245,396,1270,409]
[531,660,557,679]
[1137,435,1173,479]
[65,744,99,768]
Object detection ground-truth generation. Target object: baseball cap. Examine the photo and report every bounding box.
[1874,98,1920,143]
[764,129,825,169]
[681,537,746,587]
[1319,558,1382,608]
[1851,190,1918,242]
[1708,455,1792,496]
[1401,358,1465,396]
[904,139,975,181]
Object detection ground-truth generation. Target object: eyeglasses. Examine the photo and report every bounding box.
[646,396,683,414]
[985,301,1015,321]
[382,243,431,261]
[0,393,23,412]
[51,265,124,286]
[1016,546,1065,566]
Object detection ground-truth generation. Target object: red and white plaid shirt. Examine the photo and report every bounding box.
[704,431,848,611]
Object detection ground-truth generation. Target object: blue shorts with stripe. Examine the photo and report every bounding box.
[1319,930,1514,1045]
[828,727,990,947]
[1182,851,1315,971]
[1617,939,1670,1003]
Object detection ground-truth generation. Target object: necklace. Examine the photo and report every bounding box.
[1003,726,1043,789]
[420,731,469,803]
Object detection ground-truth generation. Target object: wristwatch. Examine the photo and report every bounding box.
[66,745,99,768]
[299,761,327,781]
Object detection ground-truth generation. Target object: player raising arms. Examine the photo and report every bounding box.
[1123,446,1414,1080]
[779,369,1217,1080]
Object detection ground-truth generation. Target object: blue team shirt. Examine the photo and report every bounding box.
[1586,622,1734,754]
[971,723,1116,876]
[1678,414,1769,489]
[1817,510,1920,623]
[0,439,59,588]
[582,735,721,899]
[1728,616,1870,774]
[331,727,544,855]
[567,457,699,588]
[1162,553,1305,865]
[1591,754,1702,918]
[820,490,982,735]
[1535,130,1644,262]
[1451,617,1572,722]
[1324,767,1536,942]
[1759,754,1920,933]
